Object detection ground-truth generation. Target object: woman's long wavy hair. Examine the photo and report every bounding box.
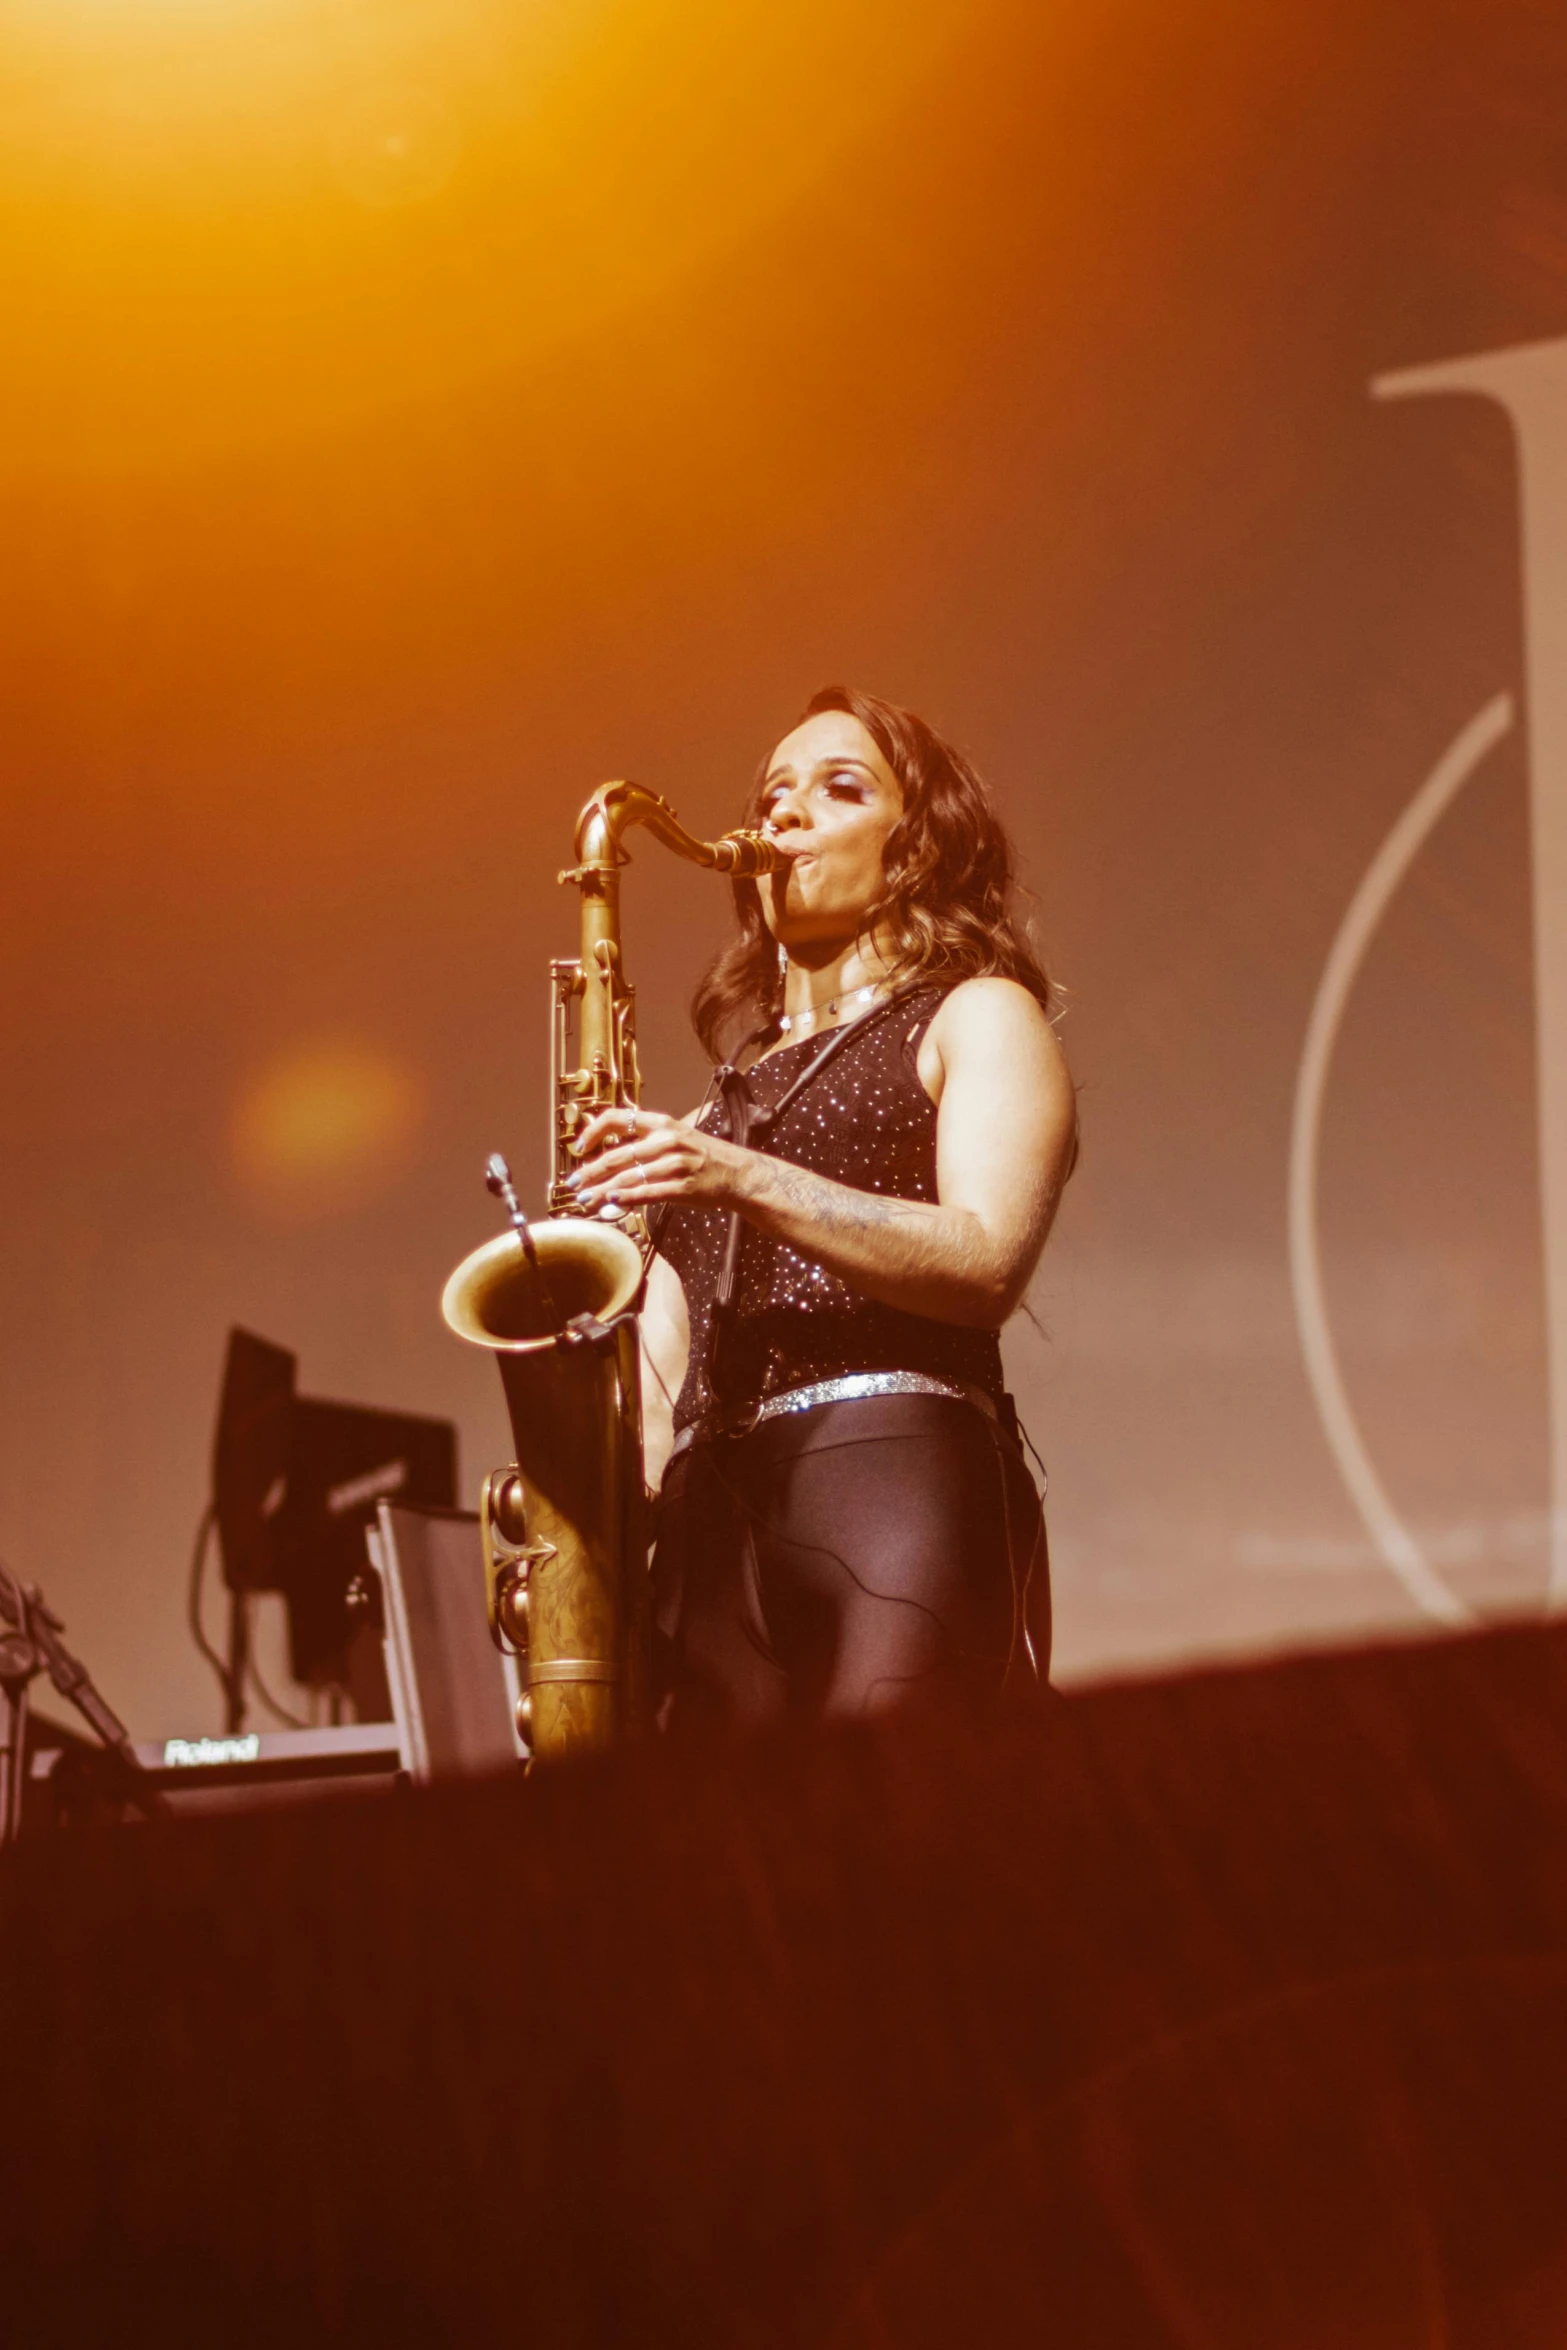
[691,686,1059,1061]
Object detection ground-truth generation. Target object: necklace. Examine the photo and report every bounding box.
[777,982,881,1036]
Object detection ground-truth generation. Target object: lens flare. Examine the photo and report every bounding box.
[328,83,461,210]
[230,1038,424,1218]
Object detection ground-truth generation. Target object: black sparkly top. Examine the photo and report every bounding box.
[653,984,1005,1436]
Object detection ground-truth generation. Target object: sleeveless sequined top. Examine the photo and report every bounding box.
[652,984,1006,1437]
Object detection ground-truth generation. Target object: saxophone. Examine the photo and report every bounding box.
[441,782,783,1761]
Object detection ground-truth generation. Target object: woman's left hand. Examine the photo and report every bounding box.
[567,1105,750,1211]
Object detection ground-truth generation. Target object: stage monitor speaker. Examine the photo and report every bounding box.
[272,1397,457,1692]
[207,1329,460,1703]
[368,1501,523,1783]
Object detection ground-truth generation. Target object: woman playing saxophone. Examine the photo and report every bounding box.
[566,685,1077,1729]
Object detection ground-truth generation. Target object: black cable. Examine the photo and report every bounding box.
[1016,1414,1050,1496]
[646,1348,679,1416]
[185,1502,238,1724]
[695,1421,979,1647]
[985,1415,1045,1685]
[1009,1412,1052,1683]
[698,1398,1047,1710]
[247,1649,308,1731]
[726,1507,949,1712]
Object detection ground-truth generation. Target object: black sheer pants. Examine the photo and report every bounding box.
[650,1392,1049,1730]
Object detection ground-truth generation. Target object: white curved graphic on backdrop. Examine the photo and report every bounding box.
[1374,340,1567,1607]
[1288,692,1515,1628]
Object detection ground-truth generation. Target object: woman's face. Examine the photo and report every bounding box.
[757,710,904,950]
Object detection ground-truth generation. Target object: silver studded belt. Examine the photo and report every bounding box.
[667,1370,1000,1465]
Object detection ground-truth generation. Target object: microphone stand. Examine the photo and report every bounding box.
[0,1561,167,1847]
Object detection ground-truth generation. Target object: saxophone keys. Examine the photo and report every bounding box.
[492,1471,529,1548]
[494,1571,530,1650]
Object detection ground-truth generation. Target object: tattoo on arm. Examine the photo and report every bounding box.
[764,1160,911,1232]
[745,1155,993,1306]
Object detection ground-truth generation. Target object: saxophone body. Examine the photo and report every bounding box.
[441,782,782,1761]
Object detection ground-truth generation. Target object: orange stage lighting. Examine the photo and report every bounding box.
[0,0,973,471]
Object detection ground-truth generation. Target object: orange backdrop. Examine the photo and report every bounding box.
[1,0,1558,1731]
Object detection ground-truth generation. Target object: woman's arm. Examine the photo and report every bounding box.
[639,1250,690,1490]
[573,978,1076,1329]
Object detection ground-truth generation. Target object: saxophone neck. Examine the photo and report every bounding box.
[549,777,786,1211]
[567,780,784,879]
[571,781,678,873]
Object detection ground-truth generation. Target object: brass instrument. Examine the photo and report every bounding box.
[441,782,783,1762]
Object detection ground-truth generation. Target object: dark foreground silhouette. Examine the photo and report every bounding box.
[4,1624,1567,2349]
